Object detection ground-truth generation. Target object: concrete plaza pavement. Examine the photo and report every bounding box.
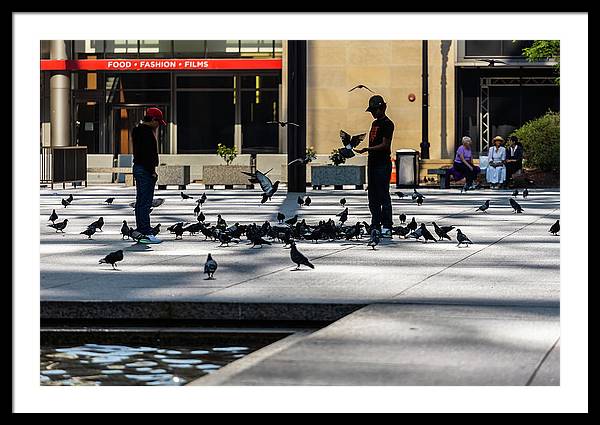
[40,183,560,385]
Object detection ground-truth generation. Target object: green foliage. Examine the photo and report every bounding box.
[520,40,560,84]
[512,111,560,172]
[216,143,238,165]
[306,146,317,163]
[329,148,346,166]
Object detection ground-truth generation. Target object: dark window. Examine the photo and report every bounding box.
[241,90,279,153]
[464,40,534,58]
[176,76,235,89]
[241,75,281,89]
[176,91,235,153]
[110,73,171,90]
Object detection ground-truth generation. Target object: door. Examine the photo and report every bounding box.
[110,105,168,156]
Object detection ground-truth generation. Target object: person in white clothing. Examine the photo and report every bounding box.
[486,136,507,188]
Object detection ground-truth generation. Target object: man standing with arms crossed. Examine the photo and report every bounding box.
[354,95,395,238]
[131,107,165,244]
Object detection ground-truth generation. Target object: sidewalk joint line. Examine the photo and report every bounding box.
[526,336,560,386]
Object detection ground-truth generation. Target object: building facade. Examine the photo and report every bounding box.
[40,40,558,182]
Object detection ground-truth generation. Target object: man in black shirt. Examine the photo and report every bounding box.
[354,95,394,238]
[132,107,165,243]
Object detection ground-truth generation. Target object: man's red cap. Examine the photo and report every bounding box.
[146,107,167,126]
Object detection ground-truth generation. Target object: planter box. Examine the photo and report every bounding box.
[157,165,190,189]
[202,165,252,188]
[311,165,366,189]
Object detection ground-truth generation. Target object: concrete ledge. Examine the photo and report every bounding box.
[40,301,366,322]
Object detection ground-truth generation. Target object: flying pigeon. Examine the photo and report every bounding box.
[456,229,473,247]
[129,198,164,209]
[99,250,123,270]
[509,198,524,213]
[348,84,375,93]
[204,253,218,279]
[288,155,313,166]
[48,219,68,233]
[476,200,490,213]
[367,229,380,250]
[477,58,507,66]
[549,220,560,236]
[49,209,58,223]
[267,120,300,128]
[105,197,115,205]
[290,241,314,270]
[242,169,279,204]
[339,130,366,159]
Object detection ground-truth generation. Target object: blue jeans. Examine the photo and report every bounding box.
[133,164,156,235]
[367,162,393,230]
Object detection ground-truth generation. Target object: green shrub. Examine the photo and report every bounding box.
[329,148,346,166]
[512,111,560,171]
[306,146,317,163]
[216,143,238,165]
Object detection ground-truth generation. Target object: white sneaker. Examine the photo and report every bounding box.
[144,234,162,244]
[381,228,392,238]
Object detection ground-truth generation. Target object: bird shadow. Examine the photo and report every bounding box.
[290,268,311,272]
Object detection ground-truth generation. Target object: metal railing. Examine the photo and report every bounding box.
[40,146,88,189]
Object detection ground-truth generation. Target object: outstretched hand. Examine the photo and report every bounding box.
[354,148,368,154]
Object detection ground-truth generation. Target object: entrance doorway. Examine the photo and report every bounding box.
[110,104,169,156]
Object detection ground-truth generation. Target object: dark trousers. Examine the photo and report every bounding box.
[133,164,156,235]
[506,161,522,180]
[367,162,393,230]
[453,161,477,186]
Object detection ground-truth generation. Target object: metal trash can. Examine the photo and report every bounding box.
[395,149,419,188]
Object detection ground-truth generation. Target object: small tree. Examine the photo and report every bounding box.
[329,148,346,166]
[216,143,238,165]
[521,40,560,84]
[306,146,317,163]
[512,111,560,172]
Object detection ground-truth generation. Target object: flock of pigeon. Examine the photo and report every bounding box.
[46,177,559,280]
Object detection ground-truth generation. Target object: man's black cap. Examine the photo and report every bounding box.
[366,95,386,112]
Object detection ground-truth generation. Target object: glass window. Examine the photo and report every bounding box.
[241,75,281,89]
[40,41,51,59]
[107,73,171,90]
[176,91,235,153]
[177,76,234,89]
[465,40,502,57]
[241,90,279,153]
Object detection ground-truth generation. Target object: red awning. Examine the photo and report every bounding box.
[41,58,282,71]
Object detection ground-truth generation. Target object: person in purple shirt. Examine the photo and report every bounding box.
[453,136,480,189]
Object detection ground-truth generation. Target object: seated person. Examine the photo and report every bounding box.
[506,135,524,182]
[453,136,480,189]
[486,136,507,188]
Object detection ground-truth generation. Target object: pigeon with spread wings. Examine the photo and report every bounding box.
[339,130,366,159]
[267,120,300,127]
[242,169,280,204]
[348,84,375,93]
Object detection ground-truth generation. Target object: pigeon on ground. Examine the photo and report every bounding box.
[509,198,524,213]
[407,217,418,231]
[217,215,227,228]
[48,219,68,233]
[150,223,161,236]
[121,220,130,239]
[512,189,519,197]
[419,223,437,243]
[88,217,104,231]
[250,236,271,248]
[396,192,406,199]
[336,207,349,224]
[393,225,411,238]
[61,198,70,208]
[549,220,560,236]
[66,194,73,203]
[277,212,286,224]
[181,191,193,200]
[415,195,424,206]
[129,198,164,209]
[523,188,529,199]
[339,130,367,159]
[399,213,406,224]
[267,120,300,127]
[432,222,452,241]
[412,189,425,201]
[297,196,305,207]
[197,193,207,207]
[290,241,314,270]
[456,229,473,247]
[348,84,375,93]
[304,196,312,207]
[99,250,123,270]
[197,211,206,223]
[194,204,200,216]
[408,226,424,240]
[285,215,298,226]
[218,232,233,247]
[340,198,347,207]
[105,197,115,205]
[367,229,380,250]
[476,200,490,213]
[80,227,96,239]
[49,209,58,223]
[204,253,218,279]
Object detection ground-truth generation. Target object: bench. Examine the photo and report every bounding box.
[428,165,483,189]
[87,167,134,186]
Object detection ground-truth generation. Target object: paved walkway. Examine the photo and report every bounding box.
[40,184,560,385]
